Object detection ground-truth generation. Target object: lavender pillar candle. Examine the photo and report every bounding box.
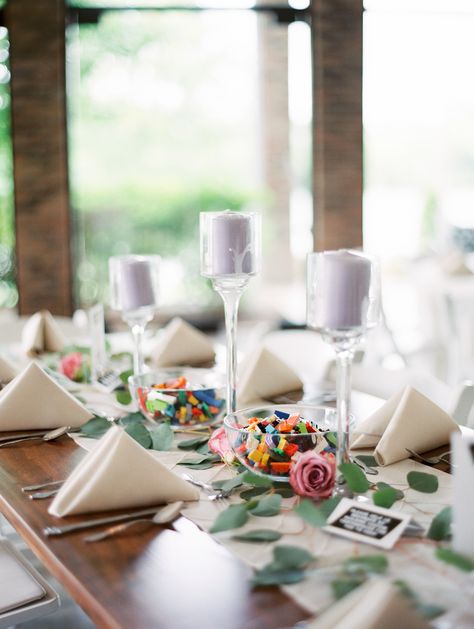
[110,256,158,313]
[309,250,372,330]
[200,210,260,277]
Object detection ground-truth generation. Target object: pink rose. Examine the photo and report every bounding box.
[208,426,235,464]
[289,451,336,500]
[59,352,84,382]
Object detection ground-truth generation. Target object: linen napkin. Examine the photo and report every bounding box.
[0,354,19,384]
[22,310,66,356]
[308,578,429,629]
[49,425,199,517]
[0,362,92,431]
[150,317,215,367]
[351,386,460,466]
[237,345,303,406]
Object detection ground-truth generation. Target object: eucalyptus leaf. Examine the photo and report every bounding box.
[294,499,327,528]
[427,507,452,541]
[125,423,152,449]
[150,423,174,451]
[417,604,446,620]
[177,436,210,450]
[331,577,365,600]
[232,529,282,543]
[119,369,133,384]
[273,485,295,498]
[179,461,218,470]
[376,482,404,501]
[271,545,315,570]
[324,431,338,447]
[240,487,268,501]
[435,547,474,572]
[252,568,305,587]
[241,471,273,488]
[220,474,246,492]
[318,496,343,519]
[118,412,146,426]
[338,462,370,493]
[79,416,110,438]
[195,442,211,455]
[210,504,248,533]
[343,554,388,575]
[355,455,378,468]
[372,486,398,508]
[248,494,282,517]
[115,389,132,406]
[407,471,439,494]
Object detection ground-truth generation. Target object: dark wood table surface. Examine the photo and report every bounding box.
[0,391,450,629]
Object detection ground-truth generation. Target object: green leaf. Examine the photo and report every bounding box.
[119,369,133,384]
[252,568,305,587]
[416,604,446,620]
[376,482,404,501]
[79,416,110,438]
[407,471,439,494]
[427,507,452,541]
[177,453,221,469]
[248,494,282,517]
[294,499,327,528]
[273,485,295,498]
[115,389,132,405]
[435,547,474,572]
[150,423,174,451]
[210,504,249,533]
[241,471,273,487]
[271,545,315,570]
[232,529,282,543]
[220,474,246,492]
[331,577,365,600]
[325,431,338,447]
[338,462,370,493]
[318,496,343,519]
[355,455,378,468]
[240,487,268,501]
[372,486,398,508]
[177,436,210,450]
[118,412,145,426]
[343,555,388,575]
[124,423,152,448]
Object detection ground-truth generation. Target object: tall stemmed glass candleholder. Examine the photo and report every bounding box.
[307,250,380,496]
[200,210,261,413]
[109,254,160,376]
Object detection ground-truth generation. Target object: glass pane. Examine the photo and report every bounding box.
[0,26,17,310]
[67,9,312,318]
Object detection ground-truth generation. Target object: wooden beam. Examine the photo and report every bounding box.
[311,0,363,251]
[5,0,73,315]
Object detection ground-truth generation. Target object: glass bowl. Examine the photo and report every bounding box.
[224,404,338,482]
[129,368,225,428]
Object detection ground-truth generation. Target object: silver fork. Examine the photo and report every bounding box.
[181,473,232,501]
[405,448,454,467]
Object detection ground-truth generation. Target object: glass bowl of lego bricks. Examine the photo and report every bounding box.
[129,368,225,428]
[224,405,338,481]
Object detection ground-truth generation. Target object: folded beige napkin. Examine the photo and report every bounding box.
[49,425,199,517]
[22,310,66,356]
[0,362,92,431]
[0,355,19,384]
[237,345,303,406]
[308,578,429,629]
[352,386,460,466]
[150,317,215,367]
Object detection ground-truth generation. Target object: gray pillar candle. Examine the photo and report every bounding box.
[452,432,474,558]
[202,210,257,277]
[319,250,371,330]
[117,258,156,312]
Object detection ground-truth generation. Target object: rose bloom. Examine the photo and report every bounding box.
[59,352,84,382]
[208,426,235,464]
[289,451,336,500]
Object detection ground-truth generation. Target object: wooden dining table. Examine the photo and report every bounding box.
[0,391,451,629]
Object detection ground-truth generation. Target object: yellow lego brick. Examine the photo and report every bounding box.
[248,448,263,463]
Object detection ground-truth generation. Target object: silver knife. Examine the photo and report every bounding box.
[0,430,51,443]
[43,508,163,537]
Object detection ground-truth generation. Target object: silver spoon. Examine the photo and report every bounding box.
[83,501,183,543]
[0,426,72,448]
[22,479,65,492]
[28,488,60,500]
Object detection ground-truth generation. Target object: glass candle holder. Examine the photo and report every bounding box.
[200,210,261,413]
[109,254,160,376]
[307,249,380,496]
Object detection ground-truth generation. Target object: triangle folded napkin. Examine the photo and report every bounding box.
[22,310,66,356]
[308,578,429,629]
[351,385,460,466]
[151,317,215,367]
[0,362,92,431]
[0,355,19,384]
[49,425,199,517]
[238,345,303,407]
